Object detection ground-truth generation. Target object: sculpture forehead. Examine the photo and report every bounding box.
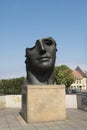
[26,37,56,50]
[38,37,56,43]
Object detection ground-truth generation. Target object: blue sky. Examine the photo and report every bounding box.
[0,0,87,79]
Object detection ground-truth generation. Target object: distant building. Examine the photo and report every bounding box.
[70,66,87,90]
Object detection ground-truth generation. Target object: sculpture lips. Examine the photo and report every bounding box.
[38,56,50,61]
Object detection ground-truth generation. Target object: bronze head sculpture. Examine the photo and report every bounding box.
[25,37,57,85]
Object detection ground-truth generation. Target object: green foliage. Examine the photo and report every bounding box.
[55,65,75,88]
[0,65,75,94]
[0,77,25,95]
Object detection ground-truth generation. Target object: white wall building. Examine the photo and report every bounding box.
[70,66,87,90]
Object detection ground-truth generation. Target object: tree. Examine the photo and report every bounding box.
[0,80,4,95]
[0,77,25,95]
[55,65,75,89]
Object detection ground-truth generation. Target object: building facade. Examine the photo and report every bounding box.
[70,66,87,90]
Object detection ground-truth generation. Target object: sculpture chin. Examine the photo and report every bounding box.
[35,59,55,71]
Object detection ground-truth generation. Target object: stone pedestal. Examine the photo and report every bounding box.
[22,85,66,123]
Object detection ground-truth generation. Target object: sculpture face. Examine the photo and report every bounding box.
[25,37,57,72]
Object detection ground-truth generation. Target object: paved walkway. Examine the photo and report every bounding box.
[0,108,87,130]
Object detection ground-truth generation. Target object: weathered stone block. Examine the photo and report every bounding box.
[22,85,66,123]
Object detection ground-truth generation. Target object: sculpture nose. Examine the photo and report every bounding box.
[36,40,46,54]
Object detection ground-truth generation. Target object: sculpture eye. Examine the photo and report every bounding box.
[44,40,53,46]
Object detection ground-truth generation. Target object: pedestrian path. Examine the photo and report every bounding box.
[0,108,87,130]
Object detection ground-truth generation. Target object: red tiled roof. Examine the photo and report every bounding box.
[75,66,86,77]
[72,70,83,78]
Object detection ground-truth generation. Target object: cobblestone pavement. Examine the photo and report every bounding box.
[0,108,87,130]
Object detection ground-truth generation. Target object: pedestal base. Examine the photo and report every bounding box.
[22,85,66,123]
